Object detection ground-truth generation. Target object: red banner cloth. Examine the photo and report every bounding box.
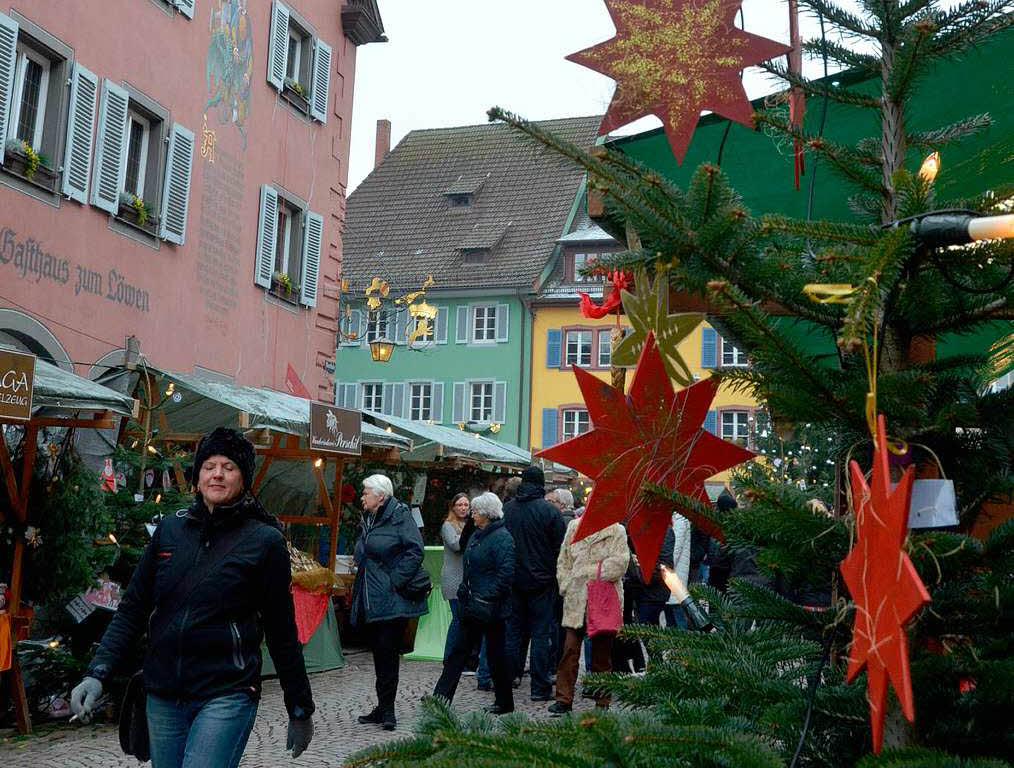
[290,585,328,645]
[0,614,11,672]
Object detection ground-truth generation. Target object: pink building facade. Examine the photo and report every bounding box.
[0,0,384,400]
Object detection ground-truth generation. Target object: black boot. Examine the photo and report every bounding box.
[382,708,397,731]
[358,706,383,725]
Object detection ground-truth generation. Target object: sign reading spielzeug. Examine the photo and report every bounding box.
[309,403,362,456]
[0,349,34,421]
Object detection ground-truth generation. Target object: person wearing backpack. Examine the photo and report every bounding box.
[69,428,314,768]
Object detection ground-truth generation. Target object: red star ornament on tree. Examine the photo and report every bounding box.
[567,0,791,164]
[840,414,931,754]
[537,332,754,581]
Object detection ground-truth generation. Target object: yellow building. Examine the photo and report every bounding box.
[530,217,760,491]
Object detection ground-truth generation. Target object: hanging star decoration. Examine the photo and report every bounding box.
[612,268,703,386]
[537,332,754,581]
[567,0,791,164]
[840,414,931,754]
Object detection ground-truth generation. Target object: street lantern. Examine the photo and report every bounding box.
[369,339,394,362]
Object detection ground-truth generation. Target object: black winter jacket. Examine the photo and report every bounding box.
[87,495,314,718]
[503,481,566,592]
[458,518,515,621]
[350,496,428,625]
[625,527,676,605]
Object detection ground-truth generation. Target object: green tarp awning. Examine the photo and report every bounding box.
[20,353,136,416]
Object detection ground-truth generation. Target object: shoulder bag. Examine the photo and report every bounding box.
[119,518,262,761]
[586,560,622,638]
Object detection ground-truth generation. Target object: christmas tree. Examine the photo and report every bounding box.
[346,0,1013,766]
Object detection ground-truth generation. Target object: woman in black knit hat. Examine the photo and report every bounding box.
[70,427,314,767]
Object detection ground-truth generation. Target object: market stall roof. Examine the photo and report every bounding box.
[136,367,410,451]
[361,411,532,469]
[1,349,136,417]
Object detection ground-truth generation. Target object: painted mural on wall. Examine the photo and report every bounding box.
[205,0,253,148]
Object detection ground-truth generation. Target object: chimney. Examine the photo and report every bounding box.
[374,119,391,169]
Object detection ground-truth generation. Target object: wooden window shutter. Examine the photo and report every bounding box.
[493,381,507,424]
[335,382,348,407]
[451,382,466,423]
[436,306,449,344]
[455,306,469,344]
[90,80,130,214]
[174,0,196,19]
[300,211,323,306]
[704,410,718,435]
[159,123,195,245]
[495,303,509,343]
[342,308,362,346]
[431,381,444,422]
[542,409,559,449]
[344,383,359,409]
[391,382,405,418]
[254,185,278,288]
[267,1,290,91]
[393,311,407,345]
[546,329,561,368]
[701,327,718,368]
[61,63,99,204]
[309,38,331,124]
[381,383,395,415]
[0,13,17,167]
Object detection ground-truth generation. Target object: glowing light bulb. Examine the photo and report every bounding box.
[918,152,941,183]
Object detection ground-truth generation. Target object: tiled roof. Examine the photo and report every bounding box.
[443,173,489,196]
[343,115,603,292]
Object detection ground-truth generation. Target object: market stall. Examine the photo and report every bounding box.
[0,348,137,734]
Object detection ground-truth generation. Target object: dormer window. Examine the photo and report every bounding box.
[462,248,489,264]
[443,173,488,210]
[447,193,472,208]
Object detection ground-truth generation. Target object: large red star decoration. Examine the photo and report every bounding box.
[567,0,791,164]
[840,415,931,753]
[537,332,754,581]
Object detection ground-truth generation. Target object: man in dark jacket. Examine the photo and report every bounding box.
[503,466,566,701]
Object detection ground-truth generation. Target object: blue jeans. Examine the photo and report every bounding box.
[445,599,462,663]
[506,584,556,698]
[147,692,258,768]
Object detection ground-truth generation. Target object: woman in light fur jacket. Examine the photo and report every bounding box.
[548,518,629,714]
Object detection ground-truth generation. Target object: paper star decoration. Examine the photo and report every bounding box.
[567,0,791,164]
[612,268,703,387]
[840,414,930,754]
[537,332,755,581]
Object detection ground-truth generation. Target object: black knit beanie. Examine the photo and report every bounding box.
[522,465,545,487]
[193,427,256,492]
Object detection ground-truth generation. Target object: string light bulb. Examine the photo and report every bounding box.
[313,458,323,468]
[918,152,941,183]
[108,533,118,545]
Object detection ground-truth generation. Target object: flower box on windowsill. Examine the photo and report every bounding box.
[2,142,58,193]
[116,193,159,236]
[281,79,310,113]
[270,275,300,305]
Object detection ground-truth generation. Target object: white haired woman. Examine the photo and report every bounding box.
[351,474,427,731]
[433,492,516,714]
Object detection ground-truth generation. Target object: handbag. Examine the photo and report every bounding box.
[459,579,496,623]
[118,518,262,761]
[586,561,622,637]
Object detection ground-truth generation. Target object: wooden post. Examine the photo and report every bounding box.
[329,459,345,572]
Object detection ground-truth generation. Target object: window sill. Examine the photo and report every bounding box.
[115,202,159,237]
[280,84,310,115]
[269,282,301,306]
[1,156,59,194]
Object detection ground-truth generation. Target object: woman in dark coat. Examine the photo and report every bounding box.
[433,492,515,714]
[69,428,314,767]
[351,474,427,731]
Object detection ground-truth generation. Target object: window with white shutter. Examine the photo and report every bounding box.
[254,185,319,308]
[173,0,196,19]
[159,123,194,245]
[362,382,383,413]
[268,1,331,123]
[91,80,130,213]
[254,185,278,288]
[300,211,322,307]
[61,63,98,204]
[309,38,331,124]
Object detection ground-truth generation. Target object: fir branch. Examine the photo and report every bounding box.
[800,38,880,74]
[906,114,992,149]
[886,19,937,104]
[759,61,883,109]
[796,0,884,39]
[761,215,881,246]
[928,1,1014,59]
[917,298,1011,335]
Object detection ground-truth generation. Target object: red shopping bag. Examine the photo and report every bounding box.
[586,561,621,637]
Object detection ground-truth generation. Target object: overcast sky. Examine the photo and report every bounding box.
[346,0,850,192]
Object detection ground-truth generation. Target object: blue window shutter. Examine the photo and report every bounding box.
[159,122,195,245]
[382,383,395,415]
[61,63,99,204]
[0,13,18,167]
[345,383,359,409]
[299,211,323,306]
[704,410,718,435]
[547,329,562,368]
[90,80,130,214]
[174,0,196,19]
[455,306,469,344]
[431,381,444,422]
[493,381,507,424]
[436,306,448,344]
[451,382,466,423]
[267,1,289,90]
[309,38,331,124]
[701,327,718,369]
[390,383,405,418]
[495,303,509,343]
[542,409,559,449]
[393,311,407,344]
[253,185,278,288]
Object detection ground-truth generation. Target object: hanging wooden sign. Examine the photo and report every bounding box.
[309,402,362,456]
[0,350,34,421]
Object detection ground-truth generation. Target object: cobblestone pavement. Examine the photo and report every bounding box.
[0,649,600,767]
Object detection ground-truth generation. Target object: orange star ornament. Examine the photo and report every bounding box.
[567,0,791,164]
[537,332,754,581]
[840,415,931,753]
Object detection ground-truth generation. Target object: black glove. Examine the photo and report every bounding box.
[286,716,313,758]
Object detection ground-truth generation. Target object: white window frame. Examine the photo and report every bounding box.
[362,382,384,413]
[8,44,50,150]
[721,339,748,368]
[597,329,612,368]
[286,29,301,81]
[469,380,494,423]
[472,305,496,344]
[273,206,292,274]
[122,112,150,198]
[721,410,751,444]
[365,311,390,343]
[412,316,434,344]
[562,408,590,441]
[409,382,432,421]
[573,253,602,282]
[565,330,593,367]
